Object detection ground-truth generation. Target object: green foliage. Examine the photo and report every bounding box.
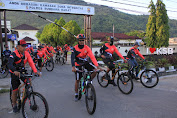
[146,0,169,48]
[6,0,177,38]
[59,20,81,45]
[145,0,156,48]
[156,0,169,48]
[125,30,146,38]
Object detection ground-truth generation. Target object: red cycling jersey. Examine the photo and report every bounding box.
[100,43,124,59]
[42,47,50,55]
[127,47,145,59]
[9,50,37,73]
[47,46,56,53]
[37,50,46,58]
[71,45,98,67]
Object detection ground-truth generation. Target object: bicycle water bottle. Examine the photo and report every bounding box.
[81,77,84,94]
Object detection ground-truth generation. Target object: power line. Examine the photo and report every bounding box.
[101,0,177,12]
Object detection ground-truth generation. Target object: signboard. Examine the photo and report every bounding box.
[2,34,17,41]
[147,48,173,55]
[0,0,95,15]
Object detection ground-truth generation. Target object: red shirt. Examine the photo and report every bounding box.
[47,46,56,53]
[71,45,98,67]
[9,50,37,73]
[37,50,46,58]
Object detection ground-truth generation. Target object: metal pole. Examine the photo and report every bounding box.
[0,11,3,64]
[4,10,7,46]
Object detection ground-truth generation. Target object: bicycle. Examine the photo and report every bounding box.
[0,63,9,79]
[76,68,99,115]
[97,62,134,94]
[10,67,49,118]
[127,60,159,88]
[34,55,54,72]
[55,52,66,65]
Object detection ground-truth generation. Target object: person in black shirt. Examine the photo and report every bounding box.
[2,45,11,67]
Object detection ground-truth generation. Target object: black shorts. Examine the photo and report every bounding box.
[38,59,42,67]
[75,62,95,80]
[11,73,26,91]
[102,58,115,70]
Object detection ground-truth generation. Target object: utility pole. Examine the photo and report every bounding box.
[0,11,3,64]
[4,10,7,46]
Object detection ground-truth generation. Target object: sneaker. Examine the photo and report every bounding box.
[75,95,79,102]
[13,106,19,113]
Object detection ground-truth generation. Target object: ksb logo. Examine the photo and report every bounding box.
[147,48,173,55]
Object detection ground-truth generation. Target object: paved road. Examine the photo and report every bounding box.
[0,63,177,118]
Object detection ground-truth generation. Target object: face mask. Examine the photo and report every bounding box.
[78,44,84,49]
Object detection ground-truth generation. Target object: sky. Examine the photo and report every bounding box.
[83,0,177,20]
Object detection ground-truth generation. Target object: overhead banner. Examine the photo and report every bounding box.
[0,0,95,15]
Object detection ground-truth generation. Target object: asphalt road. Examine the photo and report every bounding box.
[0,63,177,118]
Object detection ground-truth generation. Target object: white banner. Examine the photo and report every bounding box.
[0,0,95,15]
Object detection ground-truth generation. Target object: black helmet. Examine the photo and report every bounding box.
[76,34,85,39]
[134,42,140,46]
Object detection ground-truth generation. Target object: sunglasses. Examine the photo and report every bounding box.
[79,40,84,41]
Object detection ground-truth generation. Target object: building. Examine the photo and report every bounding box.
[12,24,39,48]
[91,32,141,46]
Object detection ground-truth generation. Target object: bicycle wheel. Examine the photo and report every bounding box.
[117,72,133,94]
[22,92,49,118]
[97,70,109,88]
[140,69,159,88]
[10,87,21,111]
[85,83,96,115]
[0,66,9,78]
[46,61,54,71]
[78,81,82,100]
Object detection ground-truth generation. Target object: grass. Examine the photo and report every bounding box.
[0,89,10,94]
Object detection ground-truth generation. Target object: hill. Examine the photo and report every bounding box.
[6,0,177,37]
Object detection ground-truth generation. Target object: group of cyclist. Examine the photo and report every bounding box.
[2,33,145,113]
[71,34,145,101]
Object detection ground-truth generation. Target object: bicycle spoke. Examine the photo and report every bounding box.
[22,92,49,118]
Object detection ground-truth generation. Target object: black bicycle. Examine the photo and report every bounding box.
[10,68,49,118]
[55,52,66,65]
[97,63,133,94]
[76,68,98,115]
[127,60,159,88]
[0,64,9,78]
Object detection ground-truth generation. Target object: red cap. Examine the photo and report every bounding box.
[18,39,27,46]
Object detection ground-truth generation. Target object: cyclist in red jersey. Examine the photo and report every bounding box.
[42,44,50,55]
[8,39,40,113]
[34,46,46,75]
[63,44,71,61]
[100,36,127,86]
[71,34,101,101]
[126,42,145,79]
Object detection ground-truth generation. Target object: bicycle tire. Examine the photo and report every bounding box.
[97,70,109,88]
[46,61,54,71]
[85,83,96,115]
[0,66,9,78]
[78,80,82,100]
[10,87,21,111]
[117,72,133,94]
[22,92,49,118]
[140,69,159,88]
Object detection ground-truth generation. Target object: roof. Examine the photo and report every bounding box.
[22,36,35,41]
[91,32,141,42]
[12,24,39,30]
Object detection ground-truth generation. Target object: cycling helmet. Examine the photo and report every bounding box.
[76,34,85,39]
[134,42,140,46]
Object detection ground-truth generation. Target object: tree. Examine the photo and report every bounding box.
[145,0,156,48]
[59,20,81,45]
[38,17,66,46]
[145,0,169,48]
[156,0,169,47]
